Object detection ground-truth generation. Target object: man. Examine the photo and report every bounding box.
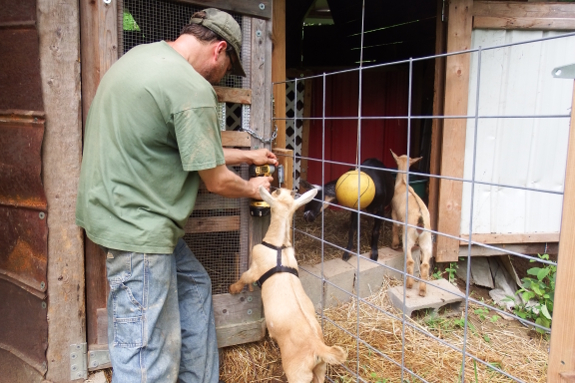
[76,8,276,383]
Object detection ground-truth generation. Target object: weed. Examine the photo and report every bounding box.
[431,267,443,280]
[512,253,555,333]
[445,262,458,283]
[474,307,500,323]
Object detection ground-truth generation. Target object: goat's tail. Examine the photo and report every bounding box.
[316,343,347,365]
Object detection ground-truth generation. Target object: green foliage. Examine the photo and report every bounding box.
[431,267,443,280]
[512,253,556,333]
[445,262,458,283]
[123,10,140,31]
[474,307,500,323]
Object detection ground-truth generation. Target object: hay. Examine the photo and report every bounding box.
[220,276,549,382]
[220,208,549,382]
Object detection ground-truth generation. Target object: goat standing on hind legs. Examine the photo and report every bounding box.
[229,187,347,383]
[390,150,433,297]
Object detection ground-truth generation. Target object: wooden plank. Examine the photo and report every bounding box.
[221,130,251,148]
[436,0,473,263]
[474,16,575,30]
[473,1,575,19]
[171,0,271,20]
[429,0,447,234]
[80,0,118,353]
[548,81,575,383]
[273,148,293,190]
[194,193,240,210]
[216,317,266,348]
[272,0,286,149]
[249,16,273,254]
[185,215,240,233]
[459,243,558,258]
[38,0,85,380]
[213,291,262,327]
[213,86,251,104]
[460,232,560,245]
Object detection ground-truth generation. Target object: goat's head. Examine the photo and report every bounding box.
[390,150,422,172]
[259,187,318,222]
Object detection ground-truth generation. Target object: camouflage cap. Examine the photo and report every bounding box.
[190,8,246,77]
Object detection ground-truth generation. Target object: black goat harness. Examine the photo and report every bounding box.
[255,241,299,288]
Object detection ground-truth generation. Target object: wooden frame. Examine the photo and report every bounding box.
[474,1,575,30]
[81,0,275,359]
[548,80,575,383]
[38,0,85,381]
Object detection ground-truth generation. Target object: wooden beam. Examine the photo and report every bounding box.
[221,130,251,148]
[429,0,447,234]
[185,215,240,233]
[460,232,560,245]
[436,0,473,263]
[272,0,286,149]
[213,86,251,104]
[273,148,293,190]
[38,0,85,380]
[80,0,118,352]
[473,1,575,18]
[474,16,575,30]
[459,243,558,258]
[548,80,575,383]
[172,0,271,20]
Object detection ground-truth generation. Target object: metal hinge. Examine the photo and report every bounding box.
[70,343,87,380]
[552,63,575,79]
[70,343,111,380]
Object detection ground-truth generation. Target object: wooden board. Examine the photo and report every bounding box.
[213,86,251,104]
[436,0,473,263]
[474,16,575,30]
[185,215,240,234]
[272,0,286,148]
[460,232,560,245]
[173,0,271,20]
[39,0,85,381]
[221,130,251,148]
[548,81,575,383]
[473,1,575,18]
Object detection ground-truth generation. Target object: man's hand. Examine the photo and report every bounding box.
[249,149,278,167]
[248,175,273,200]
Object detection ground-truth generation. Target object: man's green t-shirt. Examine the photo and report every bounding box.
[76,41,225,254]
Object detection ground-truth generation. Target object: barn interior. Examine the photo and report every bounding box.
[286,0,441,184]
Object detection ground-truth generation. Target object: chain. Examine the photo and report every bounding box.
[241,124,278,145]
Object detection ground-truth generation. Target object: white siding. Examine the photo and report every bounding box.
[460,30,575,236]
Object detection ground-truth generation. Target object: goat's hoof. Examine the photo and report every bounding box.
[229,284,242,294]
[391,244,399,250]
[370,252,379,261]
[419,289,427,297]
[342,253,351,261]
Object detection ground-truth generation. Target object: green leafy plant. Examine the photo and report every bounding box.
[431,267,443,280]
[445,262,458,283]
[474,307,500,323]
[513,253,556,333]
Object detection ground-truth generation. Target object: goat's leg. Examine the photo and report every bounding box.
[229,267,259,294]
[404,228,417,289]
[312,361,327,383]
[342,211,359,261]
[391,210,401,250]
[417,231,433,297]
[369,209,384,261]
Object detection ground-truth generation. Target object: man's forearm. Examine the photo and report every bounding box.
[223,148,250,166]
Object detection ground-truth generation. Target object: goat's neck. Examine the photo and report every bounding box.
[262,212,293,248]
[395,169,409,188]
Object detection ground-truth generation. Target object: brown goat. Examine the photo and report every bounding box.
[229,187,347,383]
[390,150,433,297]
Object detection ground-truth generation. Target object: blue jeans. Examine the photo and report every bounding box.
[105,239,219,383]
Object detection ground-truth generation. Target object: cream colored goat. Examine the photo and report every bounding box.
[229,187,347,383]
[390,150,433,297]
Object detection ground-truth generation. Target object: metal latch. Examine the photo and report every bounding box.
[552,63,575,79]
[70,343,111,380]
[70,343,87,380]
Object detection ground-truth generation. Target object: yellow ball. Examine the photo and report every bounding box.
[335,170,376,209]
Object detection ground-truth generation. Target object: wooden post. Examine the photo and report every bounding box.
[548,80,575,383]
[37,0,85,380]
[80,0,118,350]
[272,0,286,149]
[436,0,473,263]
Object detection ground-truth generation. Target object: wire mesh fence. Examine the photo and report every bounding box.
[279,29,575,383]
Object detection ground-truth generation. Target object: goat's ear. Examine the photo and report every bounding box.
[410,156,423,166]
[390,149,398,162]
[299,179,313,192]
[259,186,275,206]
[293,188,318,210]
